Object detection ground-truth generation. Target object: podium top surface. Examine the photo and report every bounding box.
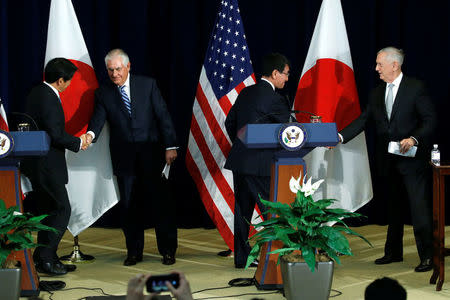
[9,131,50,157]
[237,123,339,149]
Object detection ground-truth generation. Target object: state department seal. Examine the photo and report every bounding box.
[0,130,14,158]
[278,122,307,151]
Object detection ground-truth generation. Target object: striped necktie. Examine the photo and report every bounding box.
[385,83,394,120]
[119,85,131,115]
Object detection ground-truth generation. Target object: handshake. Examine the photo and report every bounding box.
[80,133,94,151]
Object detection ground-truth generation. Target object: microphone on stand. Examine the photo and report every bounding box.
[291,110,322,123]
[9,112,39,131]
[284,95,321,122]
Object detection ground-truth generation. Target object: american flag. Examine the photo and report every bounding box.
[186,0,257,250]
[0,98,8,131]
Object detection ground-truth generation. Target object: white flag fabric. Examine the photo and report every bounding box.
[45,0,119,236]
[294,0,373,212]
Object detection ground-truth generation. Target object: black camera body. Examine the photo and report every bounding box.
[146,273,180,292]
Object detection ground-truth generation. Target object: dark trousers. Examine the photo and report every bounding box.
[384,164,433,261]
[117,170,177,257]
[233,173,270,267]
[28,181,71,262]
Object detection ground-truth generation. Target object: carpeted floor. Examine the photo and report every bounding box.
[21,225,450,300]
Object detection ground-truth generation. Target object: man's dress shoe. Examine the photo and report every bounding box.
[36,261,67,276]
[123,255,143,266]
[217,249,233,257]
[415,258,433,272]
[162,254,176,265]
[235,260,258,269]
[374,255,403,265]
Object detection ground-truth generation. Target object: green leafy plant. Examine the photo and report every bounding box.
[0,198,57,268]
[246,173,372,272]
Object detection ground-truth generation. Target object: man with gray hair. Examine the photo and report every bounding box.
[339,47,436,272]
[85,49,178,266]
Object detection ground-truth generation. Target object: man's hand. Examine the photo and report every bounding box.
[165,149,177,165]
[86,132,93,145]
[166,271,193,300]
[80,134,88,150]
[126,274,155,300]
[399,137,415,154]
[80,133,94,151]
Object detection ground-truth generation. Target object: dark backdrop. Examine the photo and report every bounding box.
[1,0,449,228]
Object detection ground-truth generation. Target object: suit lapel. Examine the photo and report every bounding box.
[130,76,139,116]
[374,85,389,122]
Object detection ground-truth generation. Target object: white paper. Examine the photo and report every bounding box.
[162,163,170,179]
[388,141,417,157]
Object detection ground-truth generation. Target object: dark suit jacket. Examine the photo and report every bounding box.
[224,80,291,176]
[340,76,436,175]
[88,75,177,176]
[21,83,81,185]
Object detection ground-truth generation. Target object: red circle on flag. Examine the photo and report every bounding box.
[60,60,98,137]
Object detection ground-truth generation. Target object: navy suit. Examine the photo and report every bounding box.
[225,80,291,267]
[88,74,177,257]
[340,76,436,261]
[21,83,80,262]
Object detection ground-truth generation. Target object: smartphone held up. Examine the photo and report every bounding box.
[146,273,180,292]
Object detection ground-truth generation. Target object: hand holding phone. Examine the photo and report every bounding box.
[146,273,180,292]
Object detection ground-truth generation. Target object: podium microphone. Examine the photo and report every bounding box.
[291,110,322,123]
[284,96,321,122]
[9,112,39,130]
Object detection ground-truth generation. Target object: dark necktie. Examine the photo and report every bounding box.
[119,85,131,115]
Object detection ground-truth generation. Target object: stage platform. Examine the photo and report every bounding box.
[22,225,450,299]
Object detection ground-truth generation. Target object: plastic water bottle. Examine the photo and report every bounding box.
[431,144,440,166]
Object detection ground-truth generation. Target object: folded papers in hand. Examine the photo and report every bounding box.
[388,141,417,157]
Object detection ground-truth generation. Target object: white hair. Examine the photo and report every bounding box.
[105,49,130,66]
[378,47,404,66]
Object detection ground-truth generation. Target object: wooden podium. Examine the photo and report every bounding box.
[237,123,339,290]
[429,162,450,291]
[0,131,50,297]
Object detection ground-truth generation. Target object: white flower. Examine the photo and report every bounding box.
[289,173,324,197]
[289,176,302,194]
[13,211,23,216]
[301,177,324,197]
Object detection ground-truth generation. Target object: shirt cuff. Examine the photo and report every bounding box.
[338,133,344,143]
[166,147,179,150]
[87,131,96,140]
[410,136,418,145]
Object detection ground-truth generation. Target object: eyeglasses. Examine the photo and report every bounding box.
[279,71,290,77]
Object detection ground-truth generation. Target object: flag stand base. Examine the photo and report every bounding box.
[60,236,95,263]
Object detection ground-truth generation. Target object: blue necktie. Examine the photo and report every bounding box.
[119,85,131,115]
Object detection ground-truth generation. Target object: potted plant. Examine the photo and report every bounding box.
[246,173,372,300]
[0,198,57,299]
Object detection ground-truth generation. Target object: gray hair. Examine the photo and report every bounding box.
[378,47,404,66]
[104,49,130,66]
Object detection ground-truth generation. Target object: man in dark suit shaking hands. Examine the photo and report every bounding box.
[224,53,292,268]
[21,58,88,276]
[340,47,436,272]
[85,49,178,266]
